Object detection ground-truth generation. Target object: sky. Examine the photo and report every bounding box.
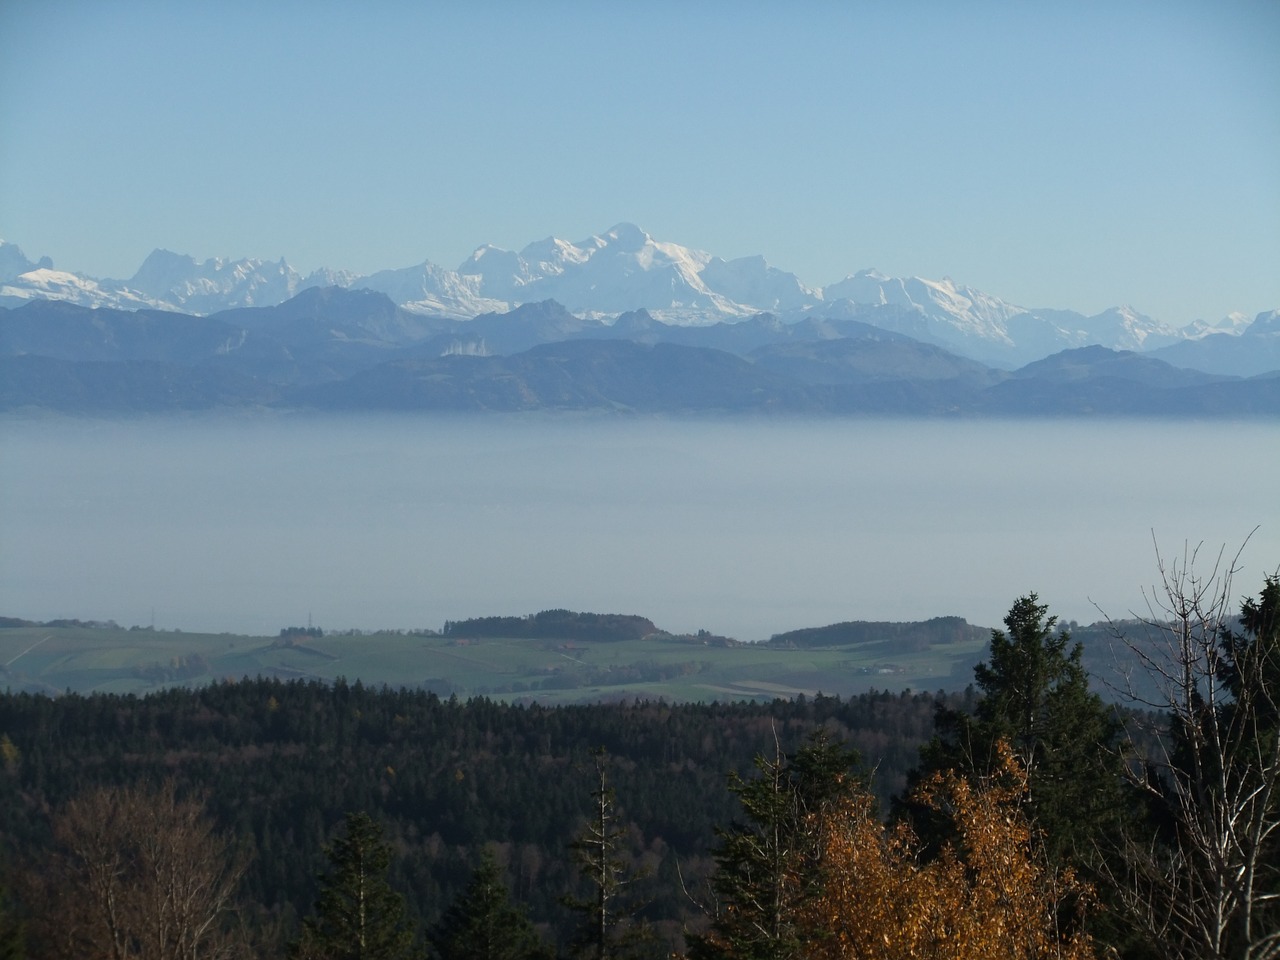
[1,0,1277,326]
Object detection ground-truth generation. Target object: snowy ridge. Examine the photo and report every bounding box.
[0,267,167,311]
[458,223,754,320]
[1183,312,1254,340]
[821,269,1025,347]
[0,235,1271,366]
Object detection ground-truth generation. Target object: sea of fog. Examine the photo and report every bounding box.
[1,414,1276,642]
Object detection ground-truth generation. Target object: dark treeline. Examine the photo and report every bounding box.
[442,611,659,643]
[0,681,958,953]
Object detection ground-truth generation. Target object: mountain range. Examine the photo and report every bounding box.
[3,286,1277,416]
[2,224,1276,371]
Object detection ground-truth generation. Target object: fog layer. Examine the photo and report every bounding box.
[2,415,1275,640]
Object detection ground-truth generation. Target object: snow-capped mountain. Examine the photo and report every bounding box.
[115,249,309,314]
[818,269,1022,350]
[1,266,164,311]
[457,223,762,321]
[333,260,505,320]
[1182,312,1254,340]
[0,242,372,318]
[0,231,1271,369]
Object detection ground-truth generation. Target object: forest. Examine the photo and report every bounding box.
[0,564,1276,960]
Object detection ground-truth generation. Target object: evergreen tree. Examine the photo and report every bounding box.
[907,594,1123,865]
[690,730,861,960]
[562,749,651,960]
[429,849,552,960]
[292,812,417,960]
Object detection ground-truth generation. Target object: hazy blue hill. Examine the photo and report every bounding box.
[207,286,455,382]
[767,616,987,650]
[295,338,814,413]
[609,312,914,359]
[1009,345,1229,388]
[0,299,253,364]
[3,295,1276,416]
[524,339,810,411]
[1174,372,1280,415]
[977,345,1279,415]
[749,336,1004,387]
[462,299,610,354]
[212,284,401,324]
[0,354,279,412]
[1149,313,1280,378]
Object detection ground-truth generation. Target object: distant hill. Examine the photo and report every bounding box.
[3,293,1276,416]
[0,609,1168,705]
[767,617,988,651]
[442,609,659,643]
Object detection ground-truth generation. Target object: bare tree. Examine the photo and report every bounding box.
[1107,542,1280,960]
[30,781,248,960]
[562,749,652,960]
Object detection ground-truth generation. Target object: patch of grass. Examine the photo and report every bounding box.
[0,623,990,701]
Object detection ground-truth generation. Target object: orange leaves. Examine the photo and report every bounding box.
[803,741,1096,960]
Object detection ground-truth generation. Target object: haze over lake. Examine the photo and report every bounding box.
[2,415,1275,641]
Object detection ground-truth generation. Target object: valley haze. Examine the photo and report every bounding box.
[1,415,1275,646]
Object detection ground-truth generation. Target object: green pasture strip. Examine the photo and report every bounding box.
[0,623,990,701]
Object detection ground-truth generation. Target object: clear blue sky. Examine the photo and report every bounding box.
[2,0,1277,325]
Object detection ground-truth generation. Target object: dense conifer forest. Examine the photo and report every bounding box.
[0,573,1275,960]
[0,681,955,954]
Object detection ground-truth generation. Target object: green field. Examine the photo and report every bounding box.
[0,622,987,702]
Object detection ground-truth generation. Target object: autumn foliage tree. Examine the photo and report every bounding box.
[802,741,1096,960]
[688,730,862,960]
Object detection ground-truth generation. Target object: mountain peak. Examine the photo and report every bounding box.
[599,222,651,252]
[129,248,198,284]
[0,240,54,282]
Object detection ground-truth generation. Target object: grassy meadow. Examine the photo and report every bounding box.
[0,621,987,702]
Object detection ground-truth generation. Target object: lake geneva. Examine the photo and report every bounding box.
[2,415,1276,641]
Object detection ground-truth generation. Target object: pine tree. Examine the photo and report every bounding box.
[908,594,1123,865]
[291,812,417,960]
[429,849,552,960]
[690,730,861,960]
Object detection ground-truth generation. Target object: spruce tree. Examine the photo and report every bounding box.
[429,849,551,960]
[690,730,861,960]
[292,812,418,960]
[907,594,1123,866]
